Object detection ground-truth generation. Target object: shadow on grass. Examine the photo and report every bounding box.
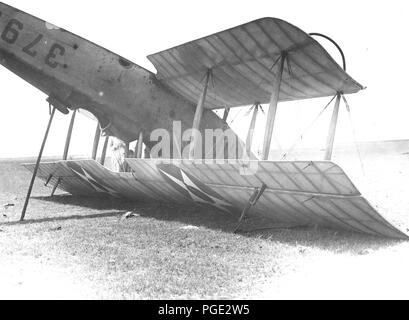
[32,194,138,211]
[5,194,404,252]
[0,210,127,227]
[32,194,238,231]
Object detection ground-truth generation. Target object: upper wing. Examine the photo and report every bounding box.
[148,18,364,109]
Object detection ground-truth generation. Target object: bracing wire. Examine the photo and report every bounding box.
[244,104,257,117]
[281,94,337,160]
[342,94,365,175]
[229,106,247,125]
[249,103,285,155]
[273,134,284,154]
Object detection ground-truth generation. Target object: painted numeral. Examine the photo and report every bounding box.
[1,18,67,69]
[45,43,65,68]
[22,34,43,57]
[1,19,23,44]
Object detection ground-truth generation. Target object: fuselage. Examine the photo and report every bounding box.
[0,2,235,155]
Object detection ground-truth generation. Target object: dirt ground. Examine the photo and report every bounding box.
[1,140,409,299]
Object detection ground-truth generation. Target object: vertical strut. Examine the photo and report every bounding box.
[63,109,76,160]
[91,122,101,160]
[51,178,60,197]
[100,136,109,165]
[324,93,341,160]
[189,69,211,159]
[124,142,130,172]
[222,107,230,122]
[52,109,77,197]
[125,142,130,158]
[246,104,259,156]
[234,183,267,233]
[135,132,144,158]
[262,54,285,160]
[144,147,151,159]
[20,105,56,221]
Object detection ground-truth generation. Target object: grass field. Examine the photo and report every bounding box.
[1,141,409,299]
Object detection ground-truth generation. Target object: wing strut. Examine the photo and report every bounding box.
[135,132,144,158]
[50,109,77,197]
[51,178,61,197]
[100,136,110,165]
[222,107,230,122]
[262,53,286,160]
[63,110,77,160]
[44,174,53,187]
[234,183,267,233]
[189,69,212,159]
[20,102,56,221]
[91,122,101,160]
[324,93,341,160]
[124,142,131,172]
[246,103,260,156]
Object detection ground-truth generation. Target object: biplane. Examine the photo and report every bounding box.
[0,2,407,239]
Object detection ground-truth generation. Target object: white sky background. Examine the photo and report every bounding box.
[0,0,408,158]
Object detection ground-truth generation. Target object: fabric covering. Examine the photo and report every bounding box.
[24,159,407,239]
[148,18,364,109]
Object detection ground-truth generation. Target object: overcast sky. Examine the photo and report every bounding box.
[0,0,408,158]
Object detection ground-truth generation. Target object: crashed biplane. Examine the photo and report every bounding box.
[0,2,407,239]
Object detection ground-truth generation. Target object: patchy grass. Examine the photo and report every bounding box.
[1,151,409,299]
